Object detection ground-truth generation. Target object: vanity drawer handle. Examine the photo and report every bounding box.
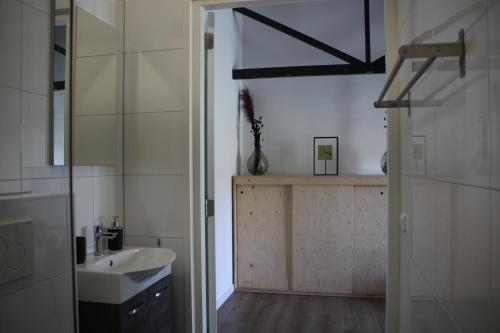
[128,303,144,316]
[154,286,168,299]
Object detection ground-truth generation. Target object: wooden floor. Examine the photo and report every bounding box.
[217,292,385,333]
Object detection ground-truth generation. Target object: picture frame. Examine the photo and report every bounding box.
[412,135,426,176]
[313,137,339,175]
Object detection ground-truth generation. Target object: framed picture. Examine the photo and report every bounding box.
[314,137,339,175]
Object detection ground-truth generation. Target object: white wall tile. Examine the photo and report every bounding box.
[22,4,50,95]
[433,183,490,333]
[74,0,94,14]
[124,175,186,238]
[93,175,123,226]
[73,177,95,251]
[410,0,486,44]
[124,0,185,53]
[23,0,51,14]
[0,272,73,333]
[75,55,119,115]
[94,0,124,49]
[0,0,21,89]
[124,112,186,175]
[490,1,500,190]
[492,190,500,333]
[22,177,69,195]
[432,15,490,187]
[0,197,71,296]
[411,178,435,284]
[73,115,118,166]
[0,180,21,195]
[21,92,49,169]
[75,6,119,57]
[20,92,68,179]
[0,86,21,180]
[410,263,461,333]
[124,50,184,113]
[430,0,487,44]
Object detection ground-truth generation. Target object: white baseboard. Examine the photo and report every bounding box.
[216,285,235,310]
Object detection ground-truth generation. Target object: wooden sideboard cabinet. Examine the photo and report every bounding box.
[233,176,387,296]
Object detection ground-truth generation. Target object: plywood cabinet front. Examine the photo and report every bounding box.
[236,185,290,290]
[353,186,387,295]
[234,176,387,296]
[292,186,354,294]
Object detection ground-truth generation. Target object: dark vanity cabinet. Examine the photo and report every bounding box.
[79,275,173,333]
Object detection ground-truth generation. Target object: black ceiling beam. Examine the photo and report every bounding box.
[54,80,65,91]
[233,7,365,66]
[54,43,66,56]
[371,55,385,67]
[232,59,385,80]
[364,0,371,63]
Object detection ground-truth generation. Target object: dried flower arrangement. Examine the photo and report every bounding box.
[240,88,263,149]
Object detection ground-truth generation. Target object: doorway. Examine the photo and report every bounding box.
[191,1,397,332]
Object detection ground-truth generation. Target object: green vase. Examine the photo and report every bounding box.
[381,150,388,175]
[247,148,268,175]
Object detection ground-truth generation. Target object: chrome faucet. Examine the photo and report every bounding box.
[93,225,117,256]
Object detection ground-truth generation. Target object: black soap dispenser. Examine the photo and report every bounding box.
[107,215,123,251]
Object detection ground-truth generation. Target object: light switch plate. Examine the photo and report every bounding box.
[0,220,33,285]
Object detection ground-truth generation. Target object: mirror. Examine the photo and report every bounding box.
[51,4,121,166]
[72,7,121,166]
[51,0,71,165]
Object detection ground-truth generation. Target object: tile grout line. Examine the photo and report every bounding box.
[122,0,127,243]
[124,47,184,55]
[403,174,499,192]
[485,6,493,331]
[19,2,24,189]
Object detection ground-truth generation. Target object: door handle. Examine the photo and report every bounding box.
[153,286,168,299]
[128,302,144,316]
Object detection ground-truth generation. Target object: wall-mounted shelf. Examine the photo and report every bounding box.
[374,29,465,109]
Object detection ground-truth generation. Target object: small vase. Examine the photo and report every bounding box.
[381,150,388,175]
[247,148,268,175]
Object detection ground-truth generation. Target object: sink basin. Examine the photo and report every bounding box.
[77,247,176,304]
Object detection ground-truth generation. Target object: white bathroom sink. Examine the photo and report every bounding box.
[77,247,176,304]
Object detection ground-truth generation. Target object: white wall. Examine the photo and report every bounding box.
[72,0,124,255]
[122,0,189,332]
[213,9,241,309]
[397,0,499,332]
[239,0,387,176]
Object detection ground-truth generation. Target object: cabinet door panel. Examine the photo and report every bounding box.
[236,185,290,290]
[149,276,173,333]
[292,186,354,293]
[353,186,387,295]
[120,289,149,333]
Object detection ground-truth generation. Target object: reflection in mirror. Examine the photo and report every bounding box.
[51,0,71,165]
[72,7,120,166]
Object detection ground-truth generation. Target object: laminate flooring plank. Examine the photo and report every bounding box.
[217,292,385,333]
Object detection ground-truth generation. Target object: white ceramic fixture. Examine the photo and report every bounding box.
[0,219,33,285]
[77,247,176,304]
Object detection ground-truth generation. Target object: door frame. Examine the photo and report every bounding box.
[188,1,402,332]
